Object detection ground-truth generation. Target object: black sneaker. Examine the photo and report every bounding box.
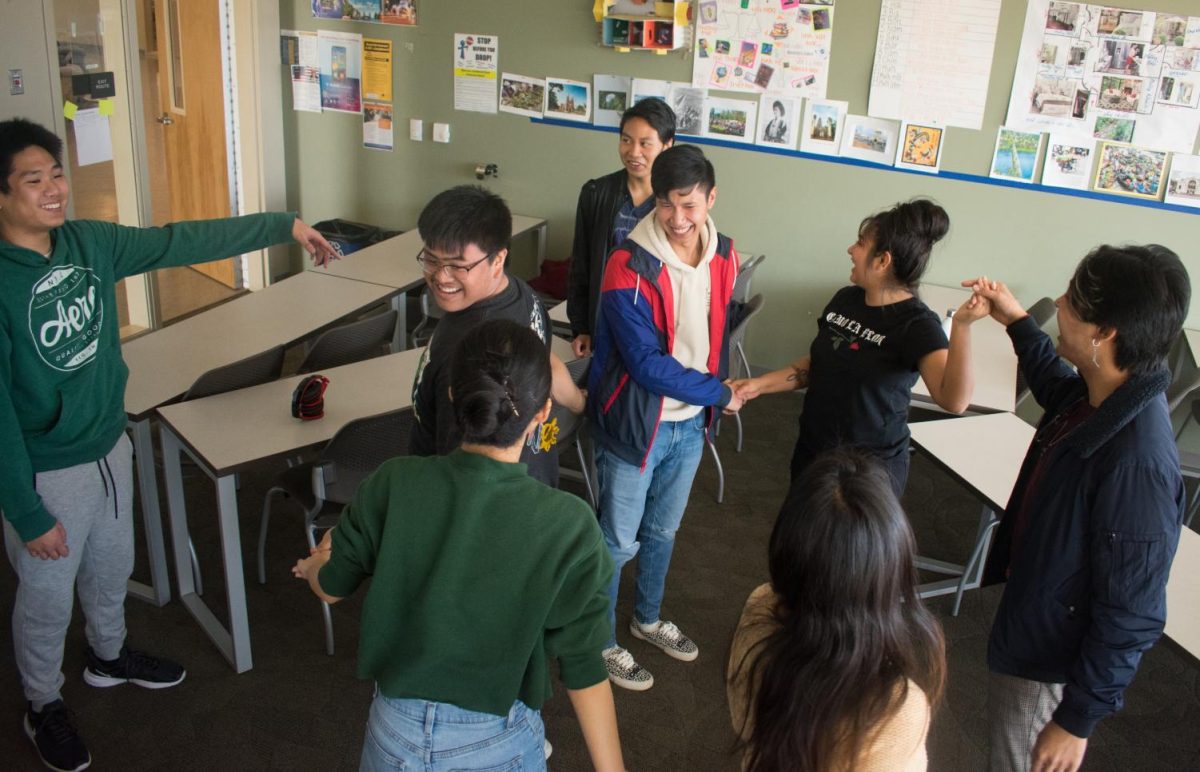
[82,646,186,689]
[24,700,91,772]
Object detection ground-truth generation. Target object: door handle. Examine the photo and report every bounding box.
[156,113,174,125]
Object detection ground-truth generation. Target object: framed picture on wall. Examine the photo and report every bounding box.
[544,78,592,123]
[1041,134,1096,190]
[799,98,847,155]
[895,121,946,173]
[1091,142,1168,200]
[704,97,757,143]
[838,114,899,165]
[755,95,801,149]
[989,127,1044,183]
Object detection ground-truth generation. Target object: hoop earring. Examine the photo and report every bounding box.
[1090,338,1100,368]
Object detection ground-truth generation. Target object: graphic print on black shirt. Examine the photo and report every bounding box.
[799,286,947,459]
[410,276,560,486]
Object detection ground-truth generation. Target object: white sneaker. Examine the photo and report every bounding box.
[544,739,552,760]
[629,619,699,662]
[602,645,654,691]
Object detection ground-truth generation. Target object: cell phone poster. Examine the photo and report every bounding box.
[318,30,363,114]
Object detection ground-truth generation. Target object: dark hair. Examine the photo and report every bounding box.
[651,144,716,198]
[1066,244,1190,374]
[859,198,949,290]
[619,98,676,145]
[417,185,511,258]
[0,118,64,194]
[450,320,551,448]
[772,100,784,114]
[733,448,946,772]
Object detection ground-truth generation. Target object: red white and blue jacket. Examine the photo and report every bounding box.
[586,233,739,468]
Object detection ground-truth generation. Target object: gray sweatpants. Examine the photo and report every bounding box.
[3,433,133,710]
[987,670,1066,772]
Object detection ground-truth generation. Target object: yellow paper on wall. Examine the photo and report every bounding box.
[63,101,78,120]
[362,39,392,103]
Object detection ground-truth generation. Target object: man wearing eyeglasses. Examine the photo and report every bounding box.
[410,185,585,487]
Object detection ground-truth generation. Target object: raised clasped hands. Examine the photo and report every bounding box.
[960,276,1029,327]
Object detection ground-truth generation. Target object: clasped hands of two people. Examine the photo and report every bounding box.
[722,277,1022,415]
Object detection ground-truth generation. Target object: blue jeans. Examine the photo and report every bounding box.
[359,693,545,771]
[596,413,706,648]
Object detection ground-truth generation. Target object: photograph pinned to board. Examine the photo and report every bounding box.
[704,97,756,144]
[989,127,1044,183]
[1041,134,1096,190]
[343,0,382,21]
[312,0,344,19]
[1091,142,1168,200]
[317,29,362,114]
[895,121,946,173]
[1165,153,1200,208]
[755,95,800,149]
[545,78,592,123]
[799,99,848,156]
[1093,114,1135,142]
[380,0,416,25]
[669,83,708,136]
[594,75,632,127]
[631,78,671,106]
[1158,74,1200,108]
[363,101,393,150]
[838,115,899,166]
[499,73,545,118]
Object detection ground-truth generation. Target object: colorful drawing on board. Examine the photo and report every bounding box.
[896,122,945,173]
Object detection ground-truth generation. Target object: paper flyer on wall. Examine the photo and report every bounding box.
[381,0,416,26]
[362,38,392,101]
[453,33,498,114]
[318,29,362,114]
[363,101,393,150]
[343,0,382,21]
[291,65,322,112]
[499,73,545,118]
[631,78,671,105]
[1004,2,1200,154]
[594,75,632,127]
[312,0,344,19]
[868,0,1002,130]
[298,31,319,68]
[71,108,113,167]
[693,1,835,100]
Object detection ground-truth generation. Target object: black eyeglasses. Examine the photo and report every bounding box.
[416,248,494,276]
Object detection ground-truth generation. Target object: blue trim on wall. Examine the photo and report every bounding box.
[530,116,1200,217]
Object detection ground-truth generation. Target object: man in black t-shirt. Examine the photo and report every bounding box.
[410,186,584,486]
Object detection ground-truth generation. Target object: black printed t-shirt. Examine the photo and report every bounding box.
[799,286,948,460]
[409,276,559,486]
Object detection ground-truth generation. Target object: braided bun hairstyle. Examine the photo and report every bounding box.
[858,198,950,290]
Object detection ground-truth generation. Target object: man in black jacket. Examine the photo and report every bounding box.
[566,98,674,357]
[966,244,1190,772]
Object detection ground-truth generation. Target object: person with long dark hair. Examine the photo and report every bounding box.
[729,199,987,495]
[293,320,623,772]
[965,245,1189,772]
[727,448,946,771]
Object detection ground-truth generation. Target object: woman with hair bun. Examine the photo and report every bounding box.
[731,199,988,493]
[728,448,946,771]
[293,320,624,772]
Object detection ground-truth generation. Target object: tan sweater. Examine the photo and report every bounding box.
[727,584,930,771]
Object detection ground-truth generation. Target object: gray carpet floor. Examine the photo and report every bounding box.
[1,393,1197,770]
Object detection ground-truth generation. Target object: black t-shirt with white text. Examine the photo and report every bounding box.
[409,276,559,486]
[799,286,947,459]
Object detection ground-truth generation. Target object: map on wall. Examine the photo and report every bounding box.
[692,1,835,99]
[1005,2,1200,153]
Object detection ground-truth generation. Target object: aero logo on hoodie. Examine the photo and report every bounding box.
[29,265,103,372]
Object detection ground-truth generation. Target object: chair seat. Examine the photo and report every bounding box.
[1180,448,1200,477]
[273,464,318,510]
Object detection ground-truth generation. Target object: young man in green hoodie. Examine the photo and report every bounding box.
[0,118,336,772]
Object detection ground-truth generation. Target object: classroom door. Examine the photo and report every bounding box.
[152,0,237,288]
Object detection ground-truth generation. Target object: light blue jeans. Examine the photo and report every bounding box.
[360,693,545,771]
[596,413,706,648]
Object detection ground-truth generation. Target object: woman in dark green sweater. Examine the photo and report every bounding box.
[294,320,624,772]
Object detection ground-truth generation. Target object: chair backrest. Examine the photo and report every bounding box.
[182,345,285,401]
[298,309,398,373]
[314,408,413,505]
[1027,296,1055,328]
[728,294,765,351]
[546,356,591,450]
[411,288,445,347]
[732,254,766,304]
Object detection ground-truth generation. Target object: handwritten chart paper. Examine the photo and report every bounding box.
[868,0,1002,130]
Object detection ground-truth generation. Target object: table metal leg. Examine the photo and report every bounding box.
[127,419,171,606]
[536,223,547,266]
[389,293,408,352]
[160,425,254,673]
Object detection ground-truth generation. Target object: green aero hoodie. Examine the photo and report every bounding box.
[0,212,296,542]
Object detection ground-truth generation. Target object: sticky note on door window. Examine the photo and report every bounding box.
[63,101,79,120]
[98,99,114,117]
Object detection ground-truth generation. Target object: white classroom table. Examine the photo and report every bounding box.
[157,336,575,672]
[912,284,1018,414]
[121,271,399,606]
[1166,526,1200,661]
[314,215,549,348]
[908,412,1034,613]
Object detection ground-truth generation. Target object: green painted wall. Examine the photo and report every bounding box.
[279,0,1200,367]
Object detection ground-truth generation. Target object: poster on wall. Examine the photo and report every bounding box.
[545,78,592,124]
[381,0,416,25]
[317,29,362,114]
[313,0,416,25]
[693,1,835,100]
[1005,2,1200,154]
[312,0,344,19]
[362,39,392,102]
[342,0,381,21]
[453,33,498,114]
[363,101,393,150]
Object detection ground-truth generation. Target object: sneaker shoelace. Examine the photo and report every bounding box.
[655,621,683,643]
[608,648,638,673]
[38,706,81,746]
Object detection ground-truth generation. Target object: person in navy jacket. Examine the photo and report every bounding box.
[966,244,1189,772]
[587,145,743,691]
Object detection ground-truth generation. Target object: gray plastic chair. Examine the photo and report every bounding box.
[726,293,765,454]
[297,309,398,373]
[257,408,411,655]
[410,288,445,347]
[732,253,765,304]
[550,357,596,508]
